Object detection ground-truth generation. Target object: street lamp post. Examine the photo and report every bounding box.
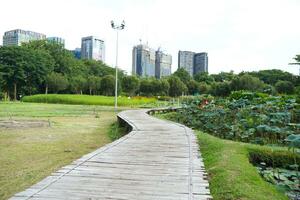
[111,20,125,112]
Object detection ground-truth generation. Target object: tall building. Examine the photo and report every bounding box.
[3,29,46,46]
[155,49,172,79]
[47,37,65,47]
[132,44,156,77]
[81,36,105,61]
[178,51,195,76]
[71,48,81,59]
[177,50,208,75]
[194,52,208,74]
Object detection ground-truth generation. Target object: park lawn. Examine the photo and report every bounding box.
[0,102,117,200]
[22,94,159,107]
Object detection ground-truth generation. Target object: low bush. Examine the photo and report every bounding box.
[247,145,300,169]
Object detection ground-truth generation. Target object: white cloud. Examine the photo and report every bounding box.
[0,0,299,75]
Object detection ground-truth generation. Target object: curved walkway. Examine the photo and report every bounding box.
[11,109,211,200]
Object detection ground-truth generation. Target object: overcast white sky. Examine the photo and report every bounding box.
[1,0,300,75]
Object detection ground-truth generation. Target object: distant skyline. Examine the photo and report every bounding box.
[1,0,300,75]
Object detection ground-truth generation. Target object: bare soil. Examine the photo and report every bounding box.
[0,119,49,129]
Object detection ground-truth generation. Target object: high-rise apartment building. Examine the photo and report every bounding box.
[71,48,81,59]
[81,36,105,61]
[194,52,208,74]
[178,51,195,76]
[132,44,156,77]
[178,50,208,75]
[47,37,65,47]
[3,29,46,46]
[155,50,172,79]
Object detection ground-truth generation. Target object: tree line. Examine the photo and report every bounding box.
[0,40,299,100]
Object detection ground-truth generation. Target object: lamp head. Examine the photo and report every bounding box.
[121,20,125,29]
[111,20,115,28]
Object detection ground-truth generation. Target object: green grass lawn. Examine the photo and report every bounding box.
[0,102,117,200]
[22,94,159,107]
[198,132,288,200]
[155,112,289,200]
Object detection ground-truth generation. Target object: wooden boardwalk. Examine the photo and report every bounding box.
[10,109,211,200]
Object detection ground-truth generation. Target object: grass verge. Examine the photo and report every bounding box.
[107,121,128,141]
[197,131,288,200]
[0,102,117,199]
[22,94,158,107]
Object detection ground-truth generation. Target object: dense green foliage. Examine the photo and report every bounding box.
[157,92,300,199]
[0,41,122,99]
[156,111,299,199]
[0,41,299,99]
[155,112,291,200]
[22,94,157,106]
[176,92,300,145]
[275,81,295,94]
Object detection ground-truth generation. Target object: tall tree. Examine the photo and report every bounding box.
[69,76,86,94]
[211,71,236,82]
[100,75,115,96]
[87,75,101,95]
[168,76,188,97]
[45,72,69,94]
[187,80,200,95]
[249,69,295,86]
[121,76,140,96]
[23,40,75,75]
[231,74,265,92]
[139,79,153,96]
[0,46,27,100]
[275,80,295,94]
[194,72,214,84]
[173,68,191,84]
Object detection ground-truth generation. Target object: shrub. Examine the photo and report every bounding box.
[210,81,231,96]
[231,74,265,92]
[247,146,300,169]
[275,80,295,94]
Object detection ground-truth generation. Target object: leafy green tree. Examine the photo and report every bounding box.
[231,74,264,92]
[249,69,295,86]
[210,82,231,96]
[275,80,295,94]
[45,72,68,94]
[23,48,55,95]
[187,80,200,95]
[23,40,75,75]
[121,76,140,96]
[87,75,101,95]
[139,78,153,96]
[211,71,236,82]
[83,59,117,77]
[173,68,191,84]
[0,46,28,100]
[159,79,170,96]
[199,82,210,94]
[194,72,214,84]
[168,76,188,97]
[100,75,115,96]
[69,76,86,94]
[150,79,170,96]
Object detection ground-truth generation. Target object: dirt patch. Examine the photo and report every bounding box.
[0,120,50,129]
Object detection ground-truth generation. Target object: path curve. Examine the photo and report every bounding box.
[10,109,212,200]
